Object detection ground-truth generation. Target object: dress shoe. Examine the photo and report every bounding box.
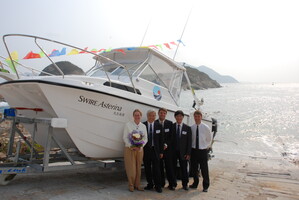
[189,184,198,189]
[202,189,208,192]
[183,186,189,191]
[144,185,153,190]
[155,187,162,193]
[168,185,175,191]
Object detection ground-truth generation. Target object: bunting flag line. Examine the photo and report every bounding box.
[5,40,185,65]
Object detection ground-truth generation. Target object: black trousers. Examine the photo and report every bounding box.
[173,151,189,187]
[190,148,210,189]
[143,147,162,188]
[160,149,176,187]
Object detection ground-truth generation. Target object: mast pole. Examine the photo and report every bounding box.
[173,7,193,60]
[140,18,152,47]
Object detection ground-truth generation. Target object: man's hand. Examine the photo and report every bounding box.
[160,154,163,159]
[184,155,190,160]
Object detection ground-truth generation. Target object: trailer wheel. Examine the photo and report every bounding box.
[0,174,17,185]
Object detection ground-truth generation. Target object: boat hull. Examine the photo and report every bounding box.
[0,80,197,158]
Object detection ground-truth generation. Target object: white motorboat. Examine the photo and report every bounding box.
[0,34,216,158]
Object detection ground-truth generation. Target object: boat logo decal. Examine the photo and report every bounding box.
[153,86,162,101]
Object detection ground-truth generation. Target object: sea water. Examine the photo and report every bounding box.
[181,83,299,163]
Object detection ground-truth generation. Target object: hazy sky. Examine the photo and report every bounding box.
[1,0,299,83]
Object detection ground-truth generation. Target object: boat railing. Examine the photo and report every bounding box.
[2,34,138,94]
[0,55,53,76]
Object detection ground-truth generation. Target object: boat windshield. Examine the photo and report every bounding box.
[91,48,185,102]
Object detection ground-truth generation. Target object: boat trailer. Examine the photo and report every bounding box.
[0,112,123,185]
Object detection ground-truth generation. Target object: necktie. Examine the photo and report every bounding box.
[196,125,199,149]
[160,121,164,128]
[149,123,153,146]
[176,124,180,150]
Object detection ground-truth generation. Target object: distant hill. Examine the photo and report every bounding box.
[182,63,221,90]
[40,61,84,76]
[196,65,238,83]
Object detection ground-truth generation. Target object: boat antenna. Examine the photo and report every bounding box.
[173,7,193,60]
[140,18,152,47]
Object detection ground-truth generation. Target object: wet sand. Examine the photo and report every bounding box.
[1,152,298,200]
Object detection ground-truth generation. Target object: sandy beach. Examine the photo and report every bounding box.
[1,151,298,200]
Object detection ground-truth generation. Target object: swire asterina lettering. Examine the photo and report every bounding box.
[78,95,123,111]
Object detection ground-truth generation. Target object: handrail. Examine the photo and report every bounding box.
[2,34,138,94]
[34,38,65,78]
[0,55,53,76]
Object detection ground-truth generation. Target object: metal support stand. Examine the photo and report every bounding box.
[0,116,124,185]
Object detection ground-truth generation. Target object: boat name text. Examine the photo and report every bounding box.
[78,95,123,111]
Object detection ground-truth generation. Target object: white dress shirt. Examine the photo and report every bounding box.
[191,122,212,149]
[123,121,148,147]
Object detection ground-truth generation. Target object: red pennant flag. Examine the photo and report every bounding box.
[164,43,171,49]
[23,51,41,59]
[114,49,126,55]
[91,48,98,53]
[98,49,106,53]
[79,47,88,54]
[148,45,158,49]
[170,41,177,46]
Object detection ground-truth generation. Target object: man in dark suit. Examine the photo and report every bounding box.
[172,110,192,190]
[143,109,164,193]
[155,108,176,190]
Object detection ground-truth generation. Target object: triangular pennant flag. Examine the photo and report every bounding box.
[156,44,163,50]
[67,49,79,55]
[164,43,171,49]
[177,39,185,46]
[5,51,19,73]
[39,51,46,57]
[59,47,66,56]
[23,51,41,59]
[49,49,60,57]
[91,48,98,53]
[79,47,88,54]
[114,49,126,55]
[170,41,177,46]
[105,48,112,52]
[148,45,158,49]
[98,49,106,53]
[127,47,137,51]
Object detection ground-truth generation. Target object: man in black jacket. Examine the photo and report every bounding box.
[143,109,164,193]
[155,108,176,190]
[172,110,192,190]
